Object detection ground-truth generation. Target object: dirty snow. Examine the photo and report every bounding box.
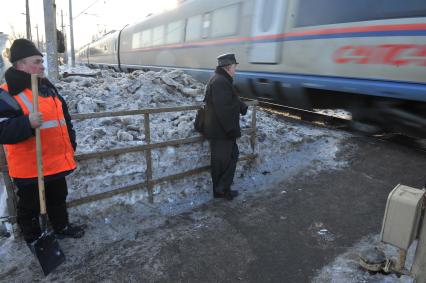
[313,235,417,283]
[0,65,414,282]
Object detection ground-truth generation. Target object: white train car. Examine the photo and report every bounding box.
[77,31,120,68]
[77,0,426,136]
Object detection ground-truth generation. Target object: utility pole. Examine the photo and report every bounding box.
[43,0,59,80]
[61,9,67,64]
[61,10,65,34]
[69,0,75,67]
[35,24,40,49]
[25,0,32,40]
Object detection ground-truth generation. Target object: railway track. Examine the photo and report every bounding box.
[249,99,426,153]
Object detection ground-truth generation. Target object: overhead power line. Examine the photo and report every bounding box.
[73,0,103,20]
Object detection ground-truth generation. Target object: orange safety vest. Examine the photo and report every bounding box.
[0,84,76,178]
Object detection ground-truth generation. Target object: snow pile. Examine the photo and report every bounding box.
[52,66,349,216]
[58,68,210,211]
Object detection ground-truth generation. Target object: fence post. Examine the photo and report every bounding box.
[250,103,257,154]
[0,146,19,237]
[144,113,153,203]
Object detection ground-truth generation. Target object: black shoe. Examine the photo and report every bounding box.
[213,191,225,198]
[55,224,85,239]
[224,190,238,201]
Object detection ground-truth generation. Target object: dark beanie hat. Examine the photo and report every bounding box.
[9,38,43,63]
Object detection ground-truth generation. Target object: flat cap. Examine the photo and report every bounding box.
[217,53,239,67]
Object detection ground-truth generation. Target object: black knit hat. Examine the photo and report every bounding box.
[9,38,43,63]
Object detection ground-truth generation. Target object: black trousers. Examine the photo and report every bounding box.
[209,139,239,194]
[15,177,69,242]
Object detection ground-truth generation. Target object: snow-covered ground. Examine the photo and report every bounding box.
[313,235,416,283]
[0,65,417,282]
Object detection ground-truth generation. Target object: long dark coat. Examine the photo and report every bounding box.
[203,67,248,139]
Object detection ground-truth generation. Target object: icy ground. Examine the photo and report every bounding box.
[0,65,415,282]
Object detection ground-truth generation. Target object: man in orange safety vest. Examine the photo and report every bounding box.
[0,39,84,244]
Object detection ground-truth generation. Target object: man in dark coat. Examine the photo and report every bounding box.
[0,39,84,244]
[203,53,248,201]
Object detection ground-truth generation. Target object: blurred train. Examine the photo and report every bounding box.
[77,0,426,137]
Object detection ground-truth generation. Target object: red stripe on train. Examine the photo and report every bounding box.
[333,44,426,66]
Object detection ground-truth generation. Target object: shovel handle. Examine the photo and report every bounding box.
[31,74,47,215]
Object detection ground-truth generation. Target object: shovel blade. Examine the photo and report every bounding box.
[32,232,66,276]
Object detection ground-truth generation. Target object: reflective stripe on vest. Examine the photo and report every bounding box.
[17,92,33,112]
[0,84,76,178]
[40,119,67,129]
[17,91,66,128]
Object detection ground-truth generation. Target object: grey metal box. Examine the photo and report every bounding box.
[380,184,425,250]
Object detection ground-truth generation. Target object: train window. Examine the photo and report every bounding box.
[261,0,276,32]
[166,20,184,44]
[141,29,152,47]
[202,13,211,38]
[132,32,142,49]
[296,0,426,27]
[153,25,165,46]
[186,14,203,41]
[211,4,239,38]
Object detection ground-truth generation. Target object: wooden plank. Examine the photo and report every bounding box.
[71,102,257,121]
[71,105,203,120]
[67,182,145,208]
[75,130,253,161]
[75,136,204,161]
[251,104,257,153]
[0,147,18,226]
[144,113,154,203]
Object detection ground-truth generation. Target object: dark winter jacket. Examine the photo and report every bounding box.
[203,67,248,139]
[0,67,76,185]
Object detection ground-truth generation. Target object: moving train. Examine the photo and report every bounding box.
[77,0,426,137]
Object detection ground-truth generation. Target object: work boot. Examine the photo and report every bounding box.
[55,224,85,239]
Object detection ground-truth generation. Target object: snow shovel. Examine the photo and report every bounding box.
[29,74,66,276]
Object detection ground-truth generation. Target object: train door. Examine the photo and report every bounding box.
[249,0,287,64]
